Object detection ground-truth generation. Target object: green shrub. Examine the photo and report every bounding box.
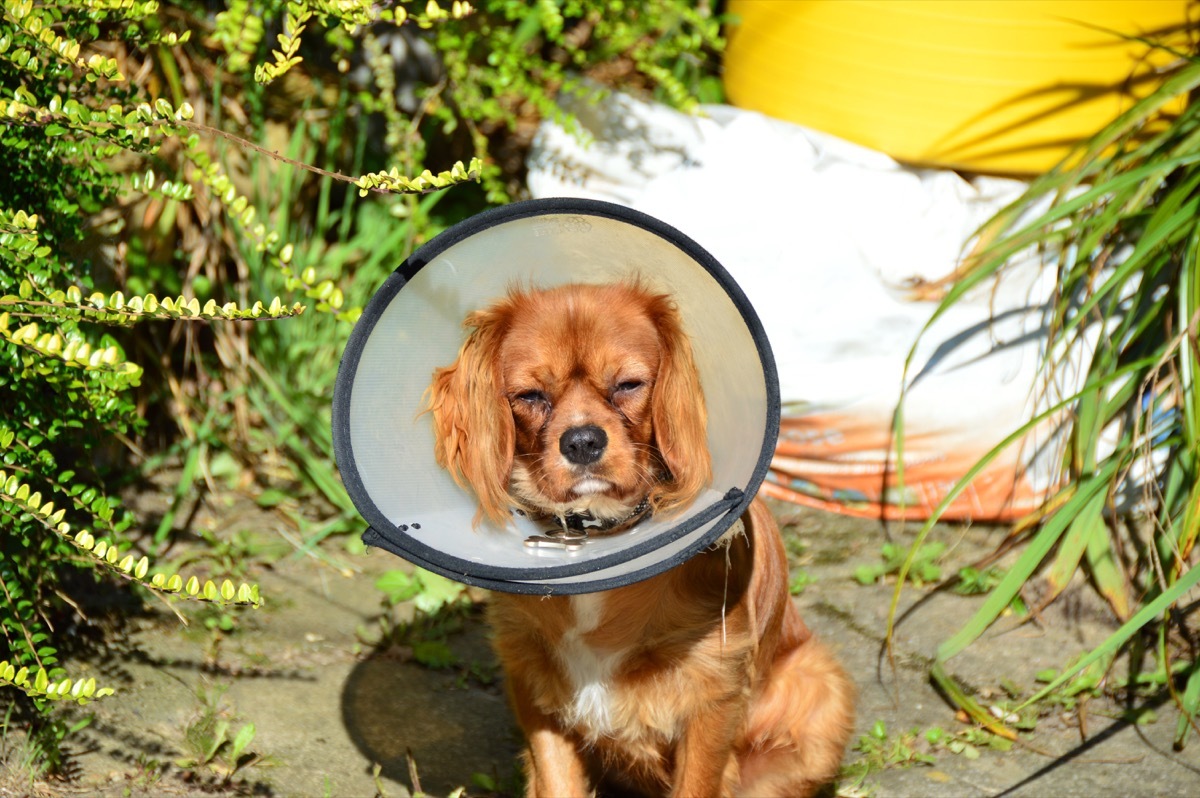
[1,0,723,775]
[0,0,477,767]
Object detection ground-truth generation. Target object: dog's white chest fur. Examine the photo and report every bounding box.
[555,593,626,737]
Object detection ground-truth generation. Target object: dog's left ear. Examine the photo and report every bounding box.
[646,296,712,514]
[426,306,516,526]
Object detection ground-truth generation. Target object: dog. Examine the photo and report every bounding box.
[427,282,854,797]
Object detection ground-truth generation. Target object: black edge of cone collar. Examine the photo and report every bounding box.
[332,198,780,591]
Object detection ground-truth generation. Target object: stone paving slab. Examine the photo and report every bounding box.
[59,501,1200,797]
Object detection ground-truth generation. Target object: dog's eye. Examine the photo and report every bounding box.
[514,390,549,405]
[613,380,644,394]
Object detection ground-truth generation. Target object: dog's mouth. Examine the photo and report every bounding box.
[570,477,611,496]
[510,461,651,525]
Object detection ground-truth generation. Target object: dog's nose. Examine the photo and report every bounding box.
[559,425,608,466]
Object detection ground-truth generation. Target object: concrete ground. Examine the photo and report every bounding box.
[45,498,1200,797]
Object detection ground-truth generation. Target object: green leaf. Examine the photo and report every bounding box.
[854,565,883,585]
[412,640,457,669]
[1084,522,1131,620]
[374,570,420,605]
[412,569,467,614]
[229,722,256,763]
[1043,491,1105,601]
[203,719,230,762]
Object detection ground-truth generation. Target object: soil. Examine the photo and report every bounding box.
[9,482,1200,798]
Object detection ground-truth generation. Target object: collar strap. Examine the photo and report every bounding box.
[558,496,652,535]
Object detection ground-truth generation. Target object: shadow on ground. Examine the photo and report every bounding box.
[341,624,521,796]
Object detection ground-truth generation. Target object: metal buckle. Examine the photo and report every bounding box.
[523,527,588,551]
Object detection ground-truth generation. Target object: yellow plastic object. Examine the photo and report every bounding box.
[723,1,1192,175]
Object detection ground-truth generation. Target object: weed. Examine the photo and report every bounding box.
[789,570,816,596]
[781,527,809,561]
[855,542,946,587]
[0,710,51,797]
[1031,658,1110,713]
[923,725,1013,759]
[362,567,482,674]
[171,528,288,584]
[122,753,168,795]
[376,568,470,616]
[470,758,525,797]
[456,660,501,690]
[841,721,935,790]
[954,565,1028,616]
[959,654,1169,736]
[953,565,1003,595]
[859,721,936,767]
[980,649,1187,733]
[842,719,1014,794]
[175,684,261,782]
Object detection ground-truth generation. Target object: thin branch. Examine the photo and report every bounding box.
[2,113,471,197]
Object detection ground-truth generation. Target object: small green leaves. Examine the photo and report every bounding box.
[276,258,356,320]
[354,158,483,196]
[0,207,46,262]
[0,468,261,609]
[0,316,141,382]
[855,542,946,588]
[254,1,311,85]
[213,0,263,73]
[186,158,284,255]
[128,167,195,200]
[0,660,115,704]
[249,0,474,84]
[375,568,467,614]
[408,0,475,27]
[158,573,261,608]
[4,0,123,81]
[0,287,304,328]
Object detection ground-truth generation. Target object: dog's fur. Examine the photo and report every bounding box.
[428,282,854,797]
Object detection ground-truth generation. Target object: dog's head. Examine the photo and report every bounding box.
[427,282,711,527]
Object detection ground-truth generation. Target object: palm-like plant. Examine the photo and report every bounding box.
[891,44,1200,745]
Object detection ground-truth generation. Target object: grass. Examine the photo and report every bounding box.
[0,710,53,798]
[888,39,1200,742]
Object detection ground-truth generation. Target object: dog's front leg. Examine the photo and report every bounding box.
[510,678,591,798]
[524,726,591,798]
[670,700,743,798]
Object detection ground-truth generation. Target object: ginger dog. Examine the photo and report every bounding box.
[427,282,853,797]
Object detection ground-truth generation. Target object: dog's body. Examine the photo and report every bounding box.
[428,283,853,797]
[490,498,853,797]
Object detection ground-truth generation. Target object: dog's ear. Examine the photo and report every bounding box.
[427,307,515,526]
[647,296,712,514]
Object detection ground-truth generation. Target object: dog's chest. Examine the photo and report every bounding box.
[552,594,629,737]
[535,585,744,748]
